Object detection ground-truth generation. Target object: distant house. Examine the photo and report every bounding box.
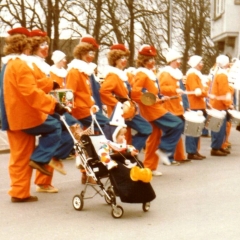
[211,0,240,59]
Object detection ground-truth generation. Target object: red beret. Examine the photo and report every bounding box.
[138,44,157,56]
[80,35,99,49]
[110,44,128,52]
[7,27,30,37]
[30,29,47,37]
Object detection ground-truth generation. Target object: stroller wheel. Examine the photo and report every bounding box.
[142,202,150,212]
[105,189,115,205]
[72,195,84,211]
[111,205,124,219]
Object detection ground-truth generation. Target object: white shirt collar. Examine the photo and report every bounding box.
[135,67,157,81]
[67,59,93,76]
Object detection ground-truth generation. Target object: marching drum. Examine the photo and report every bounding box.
[228,110,240,125]
[50,89,74,108]
[205,109,226,132]
[183,111,205,137]
[122,100,138,120]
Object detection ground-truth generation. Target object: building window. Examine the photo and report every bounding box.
[215,0,224,18]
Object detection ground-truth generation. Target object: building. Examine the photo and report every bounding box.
[211,0,240,59]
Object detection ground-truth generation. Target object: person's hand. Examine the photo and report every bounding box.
[131,149,139,156]
[208,93,215,99]
[194,88,202,96]
[156,96,169,103]
[176,88,184,95]
[54,102,71,115]
[53,81,60,90]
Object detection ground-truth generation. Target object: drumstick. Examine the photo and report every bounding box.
[141,92,179,106]
[158,95,179,102]
[207,94,232,101]
[184,91,232,101]
[183,91,195,95]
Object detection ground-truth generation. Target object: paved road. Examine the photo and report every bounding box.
[0,130,9,153]
[1,128,240,240]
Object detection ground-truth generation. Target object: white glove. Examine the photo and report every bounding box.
[194,88,202,96]
[226,93,232,101]
[176,88,184,94]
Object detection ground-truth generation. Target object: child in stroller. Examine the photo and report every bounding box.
[98,124,138,170]
[70,103,156,218]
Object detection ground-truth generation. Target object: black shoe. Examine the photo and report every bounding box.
[29,160,52,176]
[11,196,38,203]
[187,153,203,160]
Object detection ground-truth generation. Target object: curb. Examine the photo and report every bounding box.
[0,148,10,154]
[0,149,10,154]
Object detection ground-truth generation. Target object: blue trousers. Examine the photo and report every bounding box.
[211,116,227,150]
[185,136,199,154]
[23,114,73,163]
[125,114,152,151]
[202,127,209,136]
[78,111,109,132]
[63,112,80,126]
[154,112,184,158]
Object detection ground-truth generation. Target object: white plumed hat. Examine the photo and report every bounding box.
[165,48,182,63]
[188,55,202,68]
[51,50,66,64]
[216,55,229,68]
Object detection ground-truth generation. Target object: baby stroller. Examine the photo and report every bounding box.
[60,107,156,218]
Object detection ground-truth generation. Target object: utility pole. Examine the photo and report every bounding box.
[168,0,172,48]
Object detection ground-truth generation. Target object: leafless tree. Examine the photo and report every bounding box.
[173,0,217,74]
[0,0,216,72]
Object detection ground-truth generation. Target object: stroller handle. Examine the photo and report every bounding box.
[90,105,105,136]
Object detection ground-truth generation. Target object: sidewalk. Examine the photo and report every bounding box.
[0,130,9,153]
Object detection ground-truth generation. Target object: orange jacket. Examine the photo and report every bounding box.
[66,68,95,119]
[50,71,64,89]
[210,70,232,110]
[159,71,184,115]
[127,72,135,87]
[4,58,56,130]
[185,70,208,109]
[31,62,53,94]
[100,72,129,116]
[50,65,67,88]
[133,70,167,121]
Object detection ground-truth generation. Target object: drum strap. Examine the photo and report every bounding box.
[114,81,131,102]
[155,78,163,99]
[206,76,215,104]
[125,81,132,99]
[0,64,10,131]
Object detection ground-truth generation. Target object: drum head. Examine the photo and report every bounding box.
[141,92,156,106]
[66,91,73,100]
[122,101,137,120]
